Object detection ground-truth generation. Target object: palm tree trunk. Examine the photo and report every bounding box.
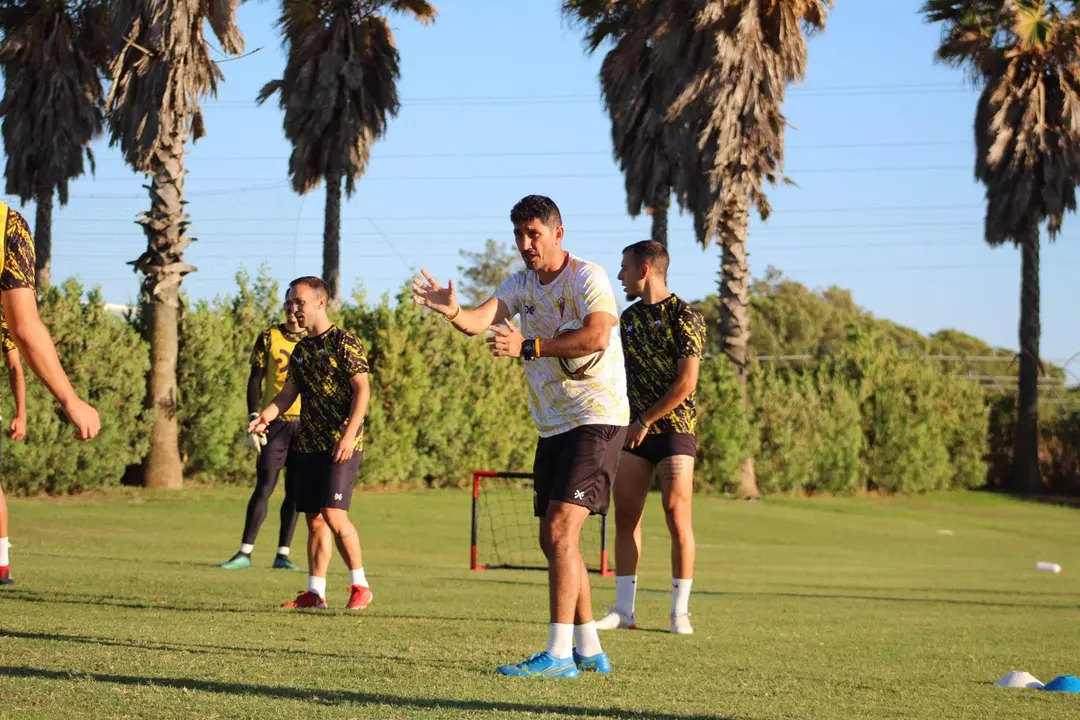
[132,132,193,491]
[324,174,342,304]
[719,207,759,498]
[650,191,670,247]
[1014,228,1042,494]
[33,190,53,288]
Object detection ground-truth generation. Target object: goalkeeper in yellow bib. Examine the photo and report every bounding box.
[220,290,305,570]
[597,240,706,635]
[0,202,100,586]
[413,195,628,678]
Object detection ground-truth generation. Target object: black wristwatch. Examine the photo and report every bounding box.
[522,338,537,361]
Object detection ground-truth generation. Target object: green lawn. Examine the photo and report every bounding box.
[0,487,1078,719]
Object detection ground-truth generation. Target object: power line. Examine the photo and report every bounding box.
[203,83,972,109]
[51,204,987,222]
[69,165,974,184]
[81,139,972,163]
[51,221,990,237]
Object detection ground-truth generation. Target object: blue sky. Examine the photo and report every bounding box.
[8,0,1080,373]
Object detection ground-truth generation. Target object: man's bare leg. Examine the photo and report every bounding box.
[322,506,371,607]
[659,455,696,634]
[597,451,653,628]
[0,486,11,584]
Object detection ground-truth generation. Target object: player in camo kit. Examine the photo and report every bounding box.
[249,276,373,611]
[413,195,629,678]
[0,202,100,586]
[597,240,706,635]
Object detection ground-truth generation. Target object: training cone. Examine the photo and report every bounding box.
[994,671,1044,689]
[1043,675,1080,693]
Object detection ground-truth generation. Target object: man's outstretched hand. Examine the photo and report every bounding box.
[412,270,459,319]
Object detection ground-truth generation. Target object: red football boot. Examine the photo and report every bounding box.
[282,590,327,609]
[345,584,373,610]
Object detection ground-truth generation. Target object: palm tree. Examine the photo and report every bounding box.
[105,0,245,489]
[564,0,682,246]
[0,0,109,288]
[591,0,827,497]
[258,0,437,303]
[923,0,1080,494]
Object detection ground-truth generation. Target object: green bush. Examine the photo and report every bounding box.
[751,364,863,494]
[694,356,756,491]
[829,327,988,493]
[986,394,1080,494]
[342,285,535,488]
[0,280,150,494]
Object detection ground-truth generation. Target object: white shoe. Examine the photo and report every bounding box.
[595,607,637,630]
[670,612,693,635]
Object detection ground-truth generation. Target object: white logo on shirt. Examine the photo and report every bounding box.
[574,490,585,500]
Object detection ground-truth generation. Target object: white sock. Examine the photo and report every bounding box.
[672,578,693,615]
[574,621,603,657]
[239,543,254,555]
[545,623,574,659]
[277,546,290,556]
[349,567,368,587]
[308,575,327,597]
[615,575,637,617]
[0,537,9,566]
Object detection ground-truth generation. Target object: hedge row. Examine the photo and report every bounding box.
[2,273,1077,495]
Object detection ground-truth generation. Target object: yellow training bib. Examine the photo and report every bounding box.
[263,326,303,419]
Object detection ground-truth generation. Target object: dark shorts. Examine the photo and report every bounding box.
[288,450,363,514]
[626,432,697,466]
[256,419,299,476]
[533,424,627,517]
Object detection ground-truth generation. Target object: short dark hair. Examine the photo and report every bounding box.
[510,195,562,229]
[622,240,669,280]
[289,276,330,301]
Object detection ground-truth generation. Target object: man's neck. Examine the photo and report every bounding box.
[307,316,333,336]
[536,251,570,286]
[283,322,302,334]
[641,282,672,306]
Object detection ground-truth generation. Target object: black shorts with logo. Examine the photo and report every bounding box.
[626,432,697,466]
[533,424,627,517]
[288,450,363,514]
[256,419,299,476]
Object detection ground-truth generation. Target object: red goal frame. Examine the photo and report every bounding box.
[470,469,613,576]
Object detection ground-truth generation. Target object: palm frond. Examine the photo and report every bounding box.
[927,0,1080,245]
[262,0,433,196]
[0,0,109,205]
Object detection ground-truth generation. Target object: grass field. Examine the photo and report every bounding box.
[0,487,1078,719]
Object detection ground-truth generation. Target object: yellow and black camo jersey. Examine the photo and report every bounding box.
[620,294,707,435]
[0,205,37,387]
[251,325,306,418]
[1,312,15,354]
[286,325,369,454]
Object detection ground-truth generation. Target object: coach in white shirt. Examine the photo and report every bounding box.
[413,194,628,678]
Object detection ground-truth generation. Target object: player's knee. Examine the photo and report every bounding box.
[322,509,351,536]
[614,503,642,531]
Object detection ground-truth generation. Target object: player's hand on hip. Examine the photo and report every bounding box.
[332,436,355,464]
[412,269,459,318]
[486,319,523,358]
[9,414,25,441]
[62,398,100,440]
[625,419,648,450]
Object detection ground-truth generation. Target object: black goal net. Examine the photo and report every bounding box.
[470,470,612,575]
